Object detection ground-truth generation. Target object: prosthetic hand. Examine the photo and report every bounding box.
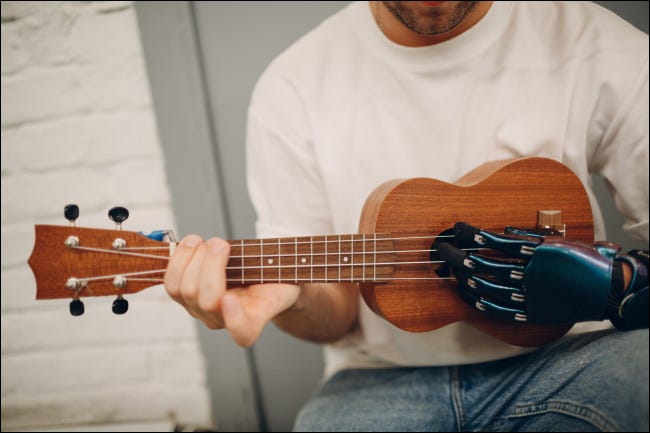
[438,222,648,330]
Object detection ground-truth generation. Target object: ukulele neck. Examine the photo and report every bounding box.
[225,234,395,285]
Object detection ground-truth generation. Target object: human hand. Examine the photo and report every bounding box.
[437,222,647,328]
[164,235,301,346]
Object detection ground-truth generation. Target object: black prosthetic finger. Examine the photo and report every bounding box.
[474,297,529,323]
[437,242,467,268]
[456,284,528,322]
[439,242,526,285]
[465,253,526,283]
[459,271,525,305]
[456,282,480,307]
[454,222,541,258]
[504,226,562,239]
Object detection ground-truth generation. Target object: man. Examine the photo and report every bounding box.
[165,2,648,430]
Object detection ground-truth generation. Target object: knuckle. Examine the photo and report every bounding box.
[180,234,203,249]
[179,282,199,300]
[198,296,221,314]
[204,237,230,256]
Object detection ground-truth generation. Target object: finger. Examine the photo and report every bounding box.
[438,242,526,283]
[222,283,300,347]
[164,234,204,304]
[195,238,231,327]
[456,284,528,323]
[454,269,525,305]
[178,240,218,315]
[454,222,541,258]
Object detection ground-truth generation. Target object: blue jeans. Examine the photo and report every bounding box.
[294,329,648,431]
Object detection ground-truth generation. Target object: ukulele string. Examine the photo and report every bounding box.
[68,244,485,266]
[225,247,486,260]
[66,256,465,283]
[94,233,458,254]
[67,232,465,261]
[68,245,169,260]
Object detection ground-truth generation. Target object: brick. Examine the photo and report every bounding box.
[1,291,198,354]
[2,66,93,127]
[1,345,152,395]
[0,2,61,23]
[67,6,143,67]
[1,169,110,226]
[1,383,212,430]
[2,62,151,127]
[151,342,208,386]
[1,221,38,270]
[2,3,140,72]
[92,2,133,14]
[1,160,170,225]
[2,111,160,174]
[1,22,30,74]
[9,3,79,68]
[1,266,43,311]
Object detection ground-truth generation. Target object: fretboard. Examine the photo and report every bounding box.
[226,234,395,285]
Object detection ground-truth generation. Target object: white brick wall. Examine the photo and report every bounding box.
[1,1,212,430]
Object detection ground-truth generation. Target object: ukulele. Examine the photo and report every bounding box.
[28,157,594,347]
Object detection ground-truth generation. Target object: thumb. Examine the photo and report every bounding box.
[221,284,300,347]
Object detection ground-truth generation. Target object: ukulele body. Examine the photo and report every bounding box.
[358,157,594,347]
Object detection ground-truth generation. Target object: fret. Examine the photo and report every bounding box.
[240,239,245,283]
[314,236,326,281]
[338,236,351,281]
[338,235,341,282]
[296,235,310,282]
[260,238,264,283]
[294,237,298,284]
[373,234,378,281]
[350,234,354,282]
[324,234,328,282]
[277,238,281,283]
[361,233,366,282]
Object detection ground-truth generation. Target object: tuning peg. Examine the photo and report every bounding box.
[64,204,79,225]
[69,298,85,316]
[112,295,128,315]
[108,206,129,229]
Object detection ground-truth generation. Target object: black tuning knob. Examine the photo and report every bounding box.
[108,206,129,225]
[64,204,79,223]
[69,298,85,316]
[112,295,129,315]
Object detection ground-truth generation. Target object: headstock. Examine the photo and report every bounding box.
[28,205,175,316]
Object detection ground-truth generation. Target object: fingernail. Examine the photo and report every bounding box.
[181,235,201,248]
[206,238,227,254]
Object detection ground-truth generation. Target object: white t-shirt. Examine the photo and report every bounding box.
[246,1,649,378]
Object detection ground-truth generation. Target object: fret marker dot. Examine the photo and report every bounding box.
[268,259,273,264]
[301,257,307,263]
[343,256,349,262]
